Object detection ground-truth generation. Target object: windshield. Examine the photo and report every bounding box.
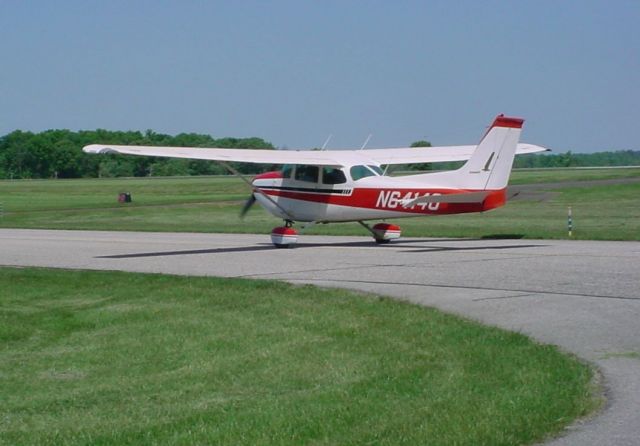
[350,165,380,181]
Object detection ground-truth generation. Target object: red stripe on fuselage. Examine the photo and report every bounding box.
[254,171,283,180]
[260,187,506,215]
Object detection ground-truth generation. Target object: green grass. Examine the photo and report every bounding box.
[1,168,639,240]
[508,166,640,185]
[0,176,247,212]
[0,267,597,445]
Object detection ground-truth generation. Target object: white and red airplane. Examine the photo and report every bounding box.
[84,114,547,247]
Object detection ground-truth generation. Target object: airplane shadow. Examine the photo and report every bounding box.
[400,244,542,253]
[97,238,544,259]
[97,245,277,259]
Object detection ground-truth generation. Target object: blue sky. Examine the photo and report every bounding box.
[1,1,638,152]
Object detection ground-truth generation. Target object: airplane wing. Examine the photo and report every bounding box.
[362,143,549,165]
[82,144,346,167]
[83,143,549,167]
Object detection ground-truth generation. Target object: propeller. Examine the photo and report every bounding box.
[240,193,257,219]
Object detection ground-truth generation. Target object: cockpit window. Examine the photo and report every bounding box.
[367,165,383,175]
[294,165,319,183]
[321,167,347,185]
[350,165,379,181]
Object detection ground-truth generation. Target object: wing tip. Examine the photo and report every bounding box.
[83,144,117,154]
[517,143,552,154]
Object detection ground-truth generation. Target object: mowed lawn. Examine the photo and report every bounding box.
[0,168,639,239]
[0,268,597,445]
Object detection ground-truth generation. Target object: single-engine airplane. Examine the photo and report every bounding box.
[84,114,547,247]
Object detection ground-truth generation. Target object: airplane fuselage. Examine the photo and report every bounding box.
[252,165,506,223]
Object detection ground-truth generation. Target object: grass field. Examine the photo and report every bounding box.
[0,267,597,445]
[1,167,639,240]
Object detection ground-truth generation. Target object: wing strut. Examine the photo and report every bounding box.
[359,134,372,150]
[321,134,333,150]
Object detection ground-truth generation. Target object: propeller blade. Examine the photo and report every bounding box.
[240,194,257,219]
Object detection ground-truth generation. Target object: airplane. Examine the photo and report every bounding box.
[83,114,548,248]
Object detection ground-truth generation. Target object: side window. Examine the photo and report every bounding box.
[350,165,376,181]
[322,167,347,185]
[281,164,293,179]
[294,165,319,183]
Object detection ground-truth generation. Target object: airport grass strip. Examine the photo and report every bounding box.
[0,268,596,445]
[1,168,639,240]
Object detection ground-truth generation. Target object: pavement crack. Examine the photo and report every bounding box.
[234,263,408,279]
[472,294,537,301]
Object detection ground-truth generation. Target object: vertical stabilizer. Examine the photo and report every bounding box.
[456,115,524,190]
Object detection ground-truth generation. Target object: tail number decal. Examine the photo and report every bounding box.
[375,191,440,211]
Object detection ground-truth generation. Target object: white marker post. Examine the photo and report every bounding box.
[568,206,573,237]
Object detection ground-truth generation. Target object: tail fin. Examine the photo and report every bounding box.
[400,115,524,210]
[456,114,524,190]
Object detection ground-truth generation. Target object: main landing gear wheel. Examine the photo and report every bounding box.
[372,223,401,244]
[271,221,298,248]
[359,222,402,244]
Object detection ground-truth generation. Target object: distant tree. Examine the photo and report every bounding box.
[97,155,136,178]
[148,159,190,177]
[555,150,573,167]
[0,129,279,179]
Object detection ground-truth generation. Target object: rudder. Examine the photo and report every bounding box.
[456,114,524,190]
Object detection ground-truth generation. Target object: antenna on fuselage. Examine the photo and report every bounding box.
[320,134,333,151]
[359,134,372,150]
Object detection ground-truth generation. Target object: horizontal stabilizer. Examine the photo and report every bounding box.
[402,191,490,208]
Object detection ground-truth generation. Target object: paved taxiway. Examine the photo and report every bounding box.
[1,229,639,445]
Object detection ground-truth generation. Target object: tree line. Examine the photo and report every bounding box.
[0,129,638,179]
[512,150,640,168]
[0,129,275,179]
